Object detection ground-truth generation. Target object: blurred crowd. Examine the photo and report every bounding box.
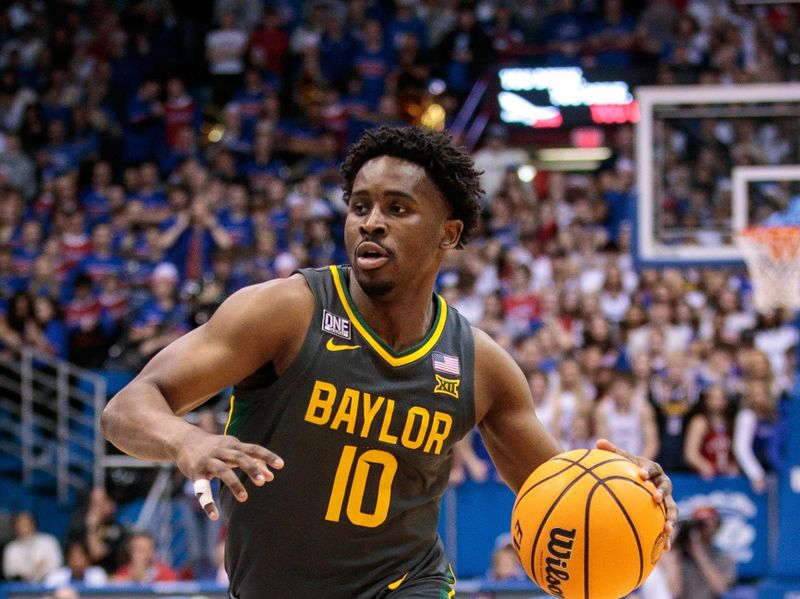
[1,0,800,596]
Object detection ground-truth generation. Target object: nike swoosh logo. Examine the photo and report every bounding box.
[387,572,408,590]
[326,338,361,352]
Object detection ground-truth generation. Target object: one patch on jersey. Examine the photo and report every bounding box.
[434,374,460,399]
[432,351,460,376]
[322,309,352,340]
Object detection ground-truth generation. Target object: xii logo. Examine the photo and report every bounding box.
[433,374,460,399]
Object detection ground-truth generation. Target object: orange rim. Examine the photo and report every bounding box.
[738,226,800,261]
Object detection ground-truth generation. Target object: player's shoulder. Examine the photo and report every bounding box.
[471,326,513,366]
[230,273,312,304]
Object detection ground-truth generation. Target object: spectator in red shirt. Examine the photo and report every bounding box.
[60,210,92,272]
[249,6,289,79]
[684,383,738,479]
[502,262,541,335]
[163,77,201,150]
[112,531,179,584]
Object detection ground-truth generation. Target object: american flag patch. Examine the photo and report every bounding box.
[432,352,460,376]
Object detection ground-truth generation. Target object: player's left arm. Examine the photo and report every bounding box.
[473,327,562,494]
[473,327,677,547]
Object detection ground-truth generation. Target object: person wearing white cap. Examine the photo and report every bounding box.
[126,261,188,366]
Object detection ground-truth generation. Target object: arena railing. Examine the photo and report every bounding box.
[0,348,106,504]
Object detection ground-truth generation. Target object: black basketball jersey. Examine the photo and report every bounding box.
[220,266,476,599]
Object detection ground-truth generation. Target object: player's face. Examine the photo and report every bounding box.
[345,156,462,297]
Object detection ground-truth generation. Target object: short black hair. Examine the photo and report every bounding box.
[341,126,483,248]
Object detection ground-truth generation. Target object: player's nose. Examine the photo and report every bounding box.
[359,207,387,236]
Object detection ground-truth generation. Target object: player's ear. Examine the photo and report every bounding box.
[440,219,464,250]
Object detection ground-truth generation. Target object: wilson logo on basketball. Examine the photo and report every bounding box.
[544,527,576,598]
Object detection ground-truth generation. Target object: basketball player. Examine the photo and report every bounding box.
[101,127,677,598]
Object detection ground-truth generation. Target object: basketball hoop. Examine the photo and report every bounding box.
[735,226,800,314]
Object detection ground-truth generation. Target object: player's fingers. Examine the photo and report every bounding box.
[193,479,219,521]
[595,438,641,470]
[663,499,678,551]
[217,448,269,485]
[665,496,678,525]
[239,442,284,470]
[208,460,249,502]
[595,438,618,453]
[645,466,672,505]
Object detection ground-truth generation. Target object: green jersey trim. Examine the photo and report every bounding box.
[329,265,447,367]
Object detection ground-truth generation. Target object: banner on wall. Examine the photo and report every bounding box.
[444,474,770,580]
[670,474,769,579]
[773,372,800,578]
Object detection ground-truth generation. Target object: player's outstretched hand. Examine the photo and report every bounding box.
[595,438,678,551]
[174,428,284,521]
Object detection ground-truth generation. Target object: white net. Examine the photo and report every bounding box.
[735,226,800,313]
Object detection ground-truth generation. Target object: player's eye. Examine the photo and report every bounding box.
[390,204,407,215]
[351,202,369,216]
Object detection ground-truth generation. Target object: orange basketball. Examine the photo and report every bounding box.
[510,449,667,599]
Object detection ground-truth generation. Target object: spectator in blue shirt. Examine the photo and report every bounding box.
[587,0,637,68]
[544,0,588,65]
[80,161,115,226]
[11,219,42,276]
[435,7,493,100]
[70,105,101,164]
[242,130,285,191]
[127,224,168,307]
[218,183,255,249]
[26,254,64,304]
[353,18,395,109]
[159,196,233,282]
[228,69,268,143]
[39,119,79,179]
[319,12,357,89]
[76,223,125,286]
[27,295,68,359]
[125,262,189,368]
[386,0,427,52]
[598,167,634,244]
[122,79,164,165]
[159,124,206,176]
[128,162,170,224]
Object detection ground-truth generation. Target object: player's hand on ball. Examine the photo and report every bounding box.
[595,438,677,550]
[174,428,284,521]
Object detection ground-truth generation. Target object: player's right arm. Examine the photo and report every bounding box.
[101,275,314,518]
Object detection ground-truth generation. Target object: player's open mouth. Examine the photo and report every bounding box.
[356,242,391,270]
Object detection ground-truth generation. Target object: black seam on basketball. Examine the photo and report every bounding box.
[581,475,667,527]
[512,450,592,513]
[512,461,579,514]
[606,477,670,534]
[552,457,631,469]
[557,449,593,465]
[529,468,592,584]
[585,479,594,599]
[548,449,601,467]
[563,460,662,508]
[527,457,626,584]
[597,476,657,497]
[594,477,645,586]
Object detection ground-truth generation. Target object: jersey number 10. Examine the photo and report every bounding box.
[325,445,398,527]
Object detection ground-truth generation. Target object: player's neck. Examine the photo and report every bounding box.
[348,276,438,354]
